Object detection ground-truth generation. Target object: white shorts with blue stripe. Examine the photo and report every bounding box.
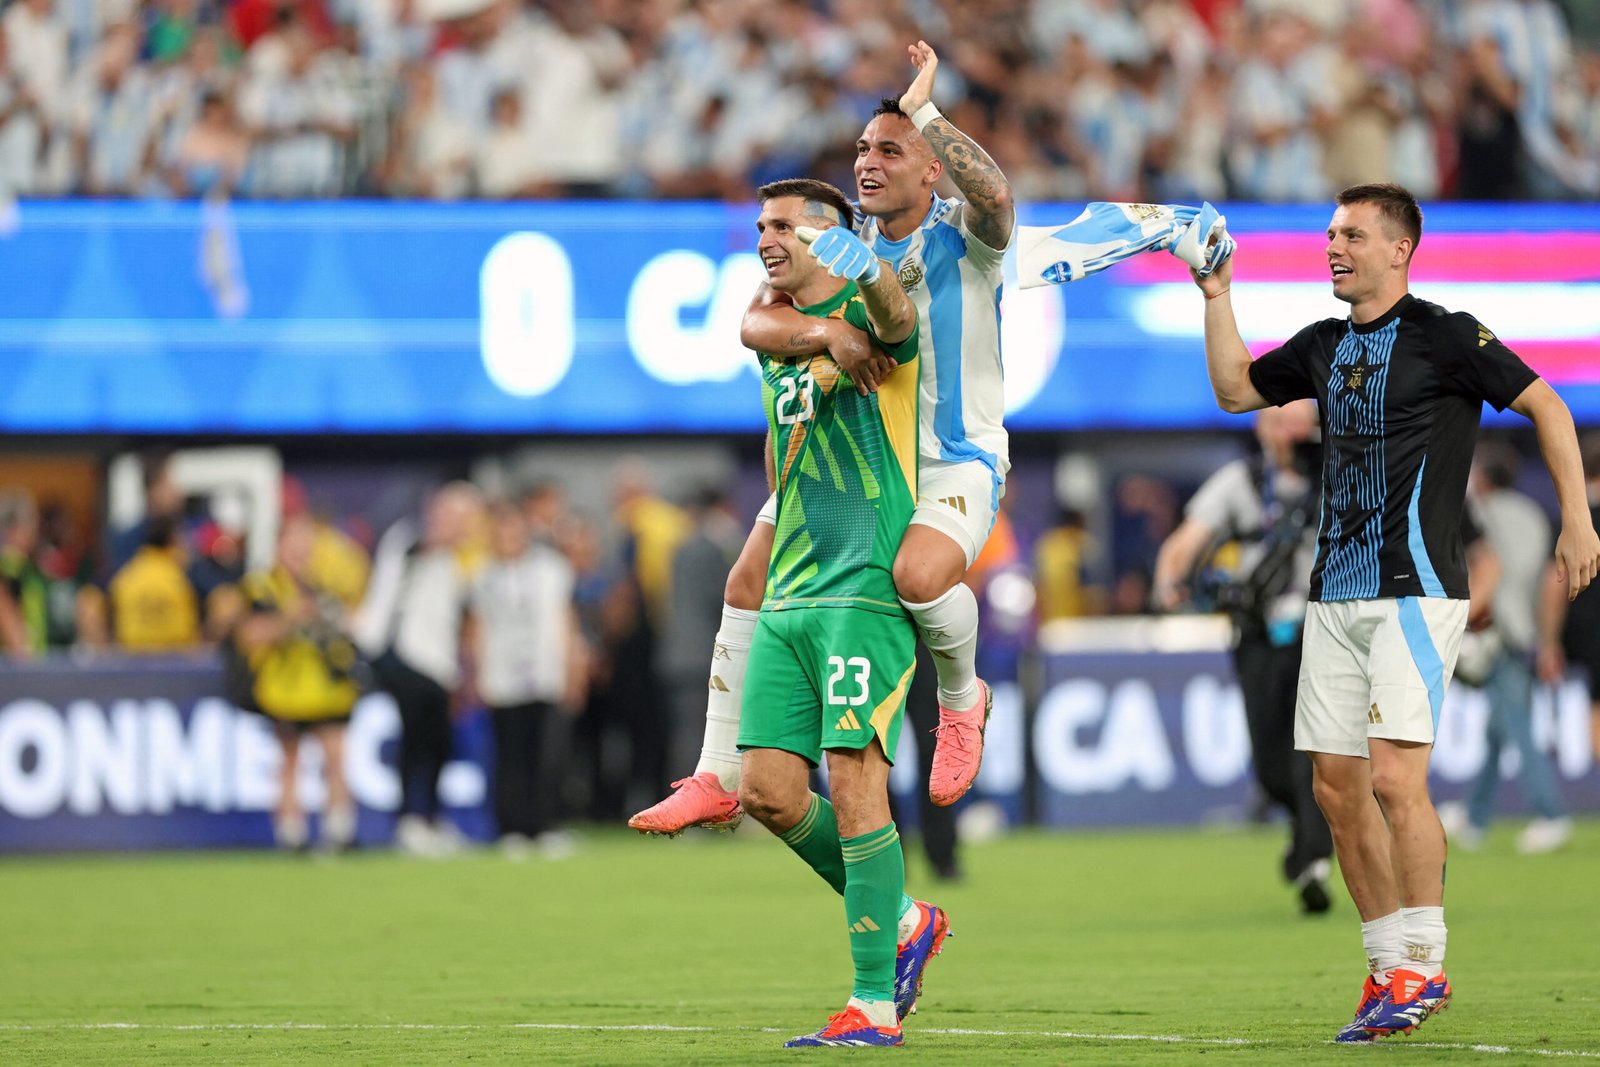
[1295,597,1469,758]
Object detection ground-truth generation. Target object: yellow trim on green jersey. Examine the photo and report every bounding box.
[758,280,920,616]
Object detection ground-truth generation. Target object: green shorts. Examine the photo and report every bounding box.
[738,607,917,767]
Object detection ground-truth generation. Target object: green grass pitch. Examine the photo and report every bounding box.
[3,820,1598,1065]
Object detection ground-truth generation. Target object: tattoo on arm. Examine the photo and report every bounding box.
[922,116,1015,249]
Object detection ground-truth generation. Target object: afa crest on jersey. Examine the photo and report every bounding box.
[897,259,924,294]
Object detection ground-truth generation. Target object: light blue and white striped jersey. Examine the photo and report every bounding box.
[858,194,1011,480]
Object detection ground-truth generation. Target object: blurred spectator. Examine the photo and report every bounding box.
[64,21,158,196]
[611,458,689,631]
[233,512,360,851]
[1108,472,1179,609]
[354,480,481,855]
[1539,432,1600,765]
[1456,4,1528,198]
[144,0,200,64]
[658,485,741,779]
[519,479,566,549]
[466,501,583,854]
[385,62,471,198]
[0,25,47,197]
[1440,443,1571,854]
[473,86,548,198]
[108,512,200,652]
[1033,507,1104,621]
[527,0,629,196]
[165,89,251,198]
[237,9,357,197]
[0,489,47,655]
[1152,401,1334,913]
[1459,0,1598,197]
[1320,22,1407,189]
[35,501,104,650]
[2,0,69,196]
[1228,12,1331,201]
[1577,50,1600,159]
[8,0,1595,202]
[108,451,183,577]
[188,516,249,641]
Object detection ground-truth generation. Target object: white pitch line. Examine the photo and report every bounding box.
[1,1022,1596,1057]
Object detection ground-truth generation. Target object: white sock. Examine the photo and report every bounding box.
[1360,911,1405,981]
[693,604,758,791]
[1399,906,1447,976]
[896,895,917,943]
[847,996,899,1029]
[901,584,980,709]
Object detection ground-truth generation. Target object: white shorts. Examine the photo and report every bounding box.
[755,459,1002,568]
[910,458,1003,568]
[1295,597,1469,758]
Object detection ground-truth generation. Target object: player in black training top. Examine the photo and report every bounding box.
[1189,183,1598,1043]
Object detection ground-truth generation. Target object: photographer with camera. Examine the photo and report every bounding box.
[232,512,362,852]
[1154,400,1335,914]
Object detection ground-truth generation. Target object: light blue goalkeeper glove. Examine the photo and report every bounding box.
[797,225,882,285]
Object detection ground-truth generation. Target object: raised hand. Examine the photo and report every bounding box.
[797,225,882,285]
[899,40,939,115]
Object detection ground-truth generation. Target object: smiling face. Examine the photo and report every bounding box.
[756,195,832,298]
[1325,200,1412,313]
[854,113,941,231]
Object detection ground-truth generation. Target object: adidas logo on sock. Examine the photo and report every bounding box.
[708,675,730,692]
[849,915,881,934]
[835,710,862,731]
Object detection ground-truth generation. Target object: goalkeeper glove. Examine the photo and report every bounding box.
[797,226,882,285]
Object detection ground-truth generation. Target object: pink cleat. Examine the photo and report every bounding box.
[928,679,992,807]
[628,772,743,837]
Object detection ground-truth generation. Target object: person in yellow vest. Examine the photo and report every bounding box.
[108,515,201,652]
[233,513,360,852]
[1033,507,1106,621]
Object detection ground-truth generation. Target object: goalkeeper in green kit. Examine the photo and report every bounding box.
[735,178,947,1049]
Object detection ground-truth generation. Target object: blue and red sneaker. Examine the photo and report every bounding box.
[1334,975,1388,1043]
[893,901,951,1020]
[783,1006,904,1048]
[1364,969,1452,1038]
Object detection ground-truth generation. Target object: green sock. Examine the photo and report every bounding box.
[841,822,904,1005]
[776,792,845,895]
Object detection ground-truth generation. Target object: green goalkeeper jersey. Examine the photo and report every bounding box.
[760,282,920,616]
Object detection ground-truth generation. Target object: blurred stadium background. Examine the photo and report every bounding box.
[3,0,1599,1059]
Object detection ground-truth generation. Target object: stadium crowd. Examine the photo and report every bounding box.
[0,0,1597,204]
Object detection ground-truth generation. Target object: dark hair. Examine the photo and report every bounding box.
[145,513,179,548]
[1336,183,1423,256]
[873,97,906,119]
[756,178,854,231]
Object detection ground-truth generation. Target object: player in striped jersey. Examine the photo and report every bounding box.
[630,41,1013,836]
